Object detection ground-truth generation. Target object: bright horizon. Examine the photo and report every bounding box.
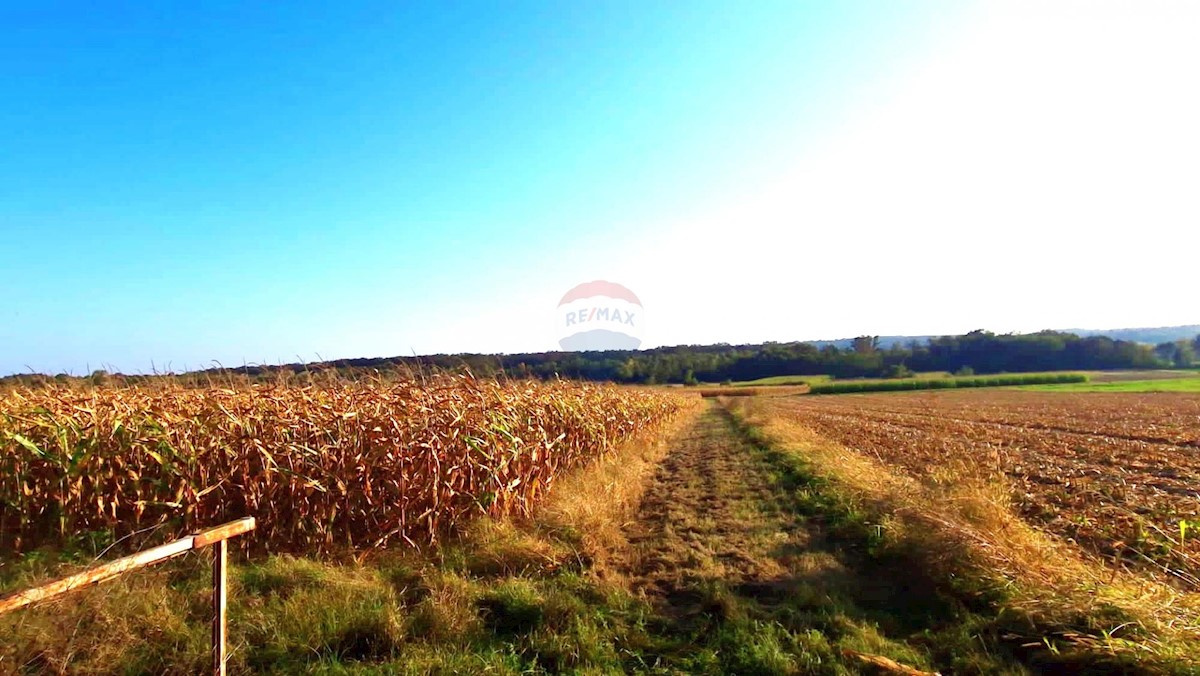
[3,1,1198,375]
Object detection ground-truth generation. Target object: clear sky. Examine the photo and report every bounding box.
[2,1,1197,375]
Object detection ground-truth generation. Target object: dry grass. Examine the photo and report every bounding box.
[724,396,1200,668]
[535,401,706,576]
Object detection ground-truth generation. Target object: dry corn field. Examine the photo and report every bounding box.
[761,390,1200,587]
[0,376,686,554]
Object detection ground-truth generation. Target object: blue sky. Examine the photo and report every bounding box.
[2,1,1197,375]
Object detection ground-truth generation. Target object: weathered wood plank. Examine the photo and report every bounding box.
[0,536,194,615]
[0,517,257,617]
[0,516,257,674]
[194,517,256,548]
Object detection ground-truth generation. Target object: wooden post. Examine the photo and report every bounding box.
[212,539,228,676]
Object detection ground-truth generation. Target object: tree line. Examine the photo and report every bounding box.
[5,330,1197,388]
[198,330,1200,385]
[482,330,1191,384]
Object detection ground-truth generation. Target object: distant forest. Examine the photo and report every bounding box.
[6,330,1198,387]
[203,330,1200,386]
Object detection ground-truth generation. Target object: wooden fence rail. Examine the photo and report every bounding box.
[0,517,256,675]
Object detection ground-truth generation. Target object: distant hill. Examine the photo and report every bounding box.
[809,325,1200,350]
[808,336,934,350]
[1060,325,1200,345]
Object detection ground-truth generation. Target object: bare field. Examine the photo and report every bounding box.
[761,390,1200,585]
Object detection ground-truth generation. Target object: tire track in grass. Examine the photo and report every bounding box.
[621,405,806,612]
[615,401,1006,674]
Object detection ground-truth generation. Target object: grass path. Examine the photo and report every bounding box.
[622,407,808,607]
[611,403,1023,674]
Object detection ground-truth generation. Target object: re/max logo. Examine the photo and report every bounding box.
[564,307,637,327]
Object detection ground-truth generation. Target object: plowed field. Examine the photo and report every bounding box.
[763,391,1200,586]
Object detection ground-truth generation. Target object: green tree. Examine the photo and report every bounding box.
[1174,340,1196,367]
[851,336,880,354]
[1154,342,1177,364]
[615,358,637,381]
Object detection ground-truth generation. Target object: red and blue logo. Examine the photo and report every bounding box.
[555,281,644,351]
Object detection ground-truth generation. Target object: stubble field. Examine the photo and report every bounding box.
[760,390,1200,587]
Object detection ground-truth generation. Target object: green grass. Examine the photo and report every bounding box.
[1022,378,1200,393]
[809,372,1088,395]
[723,370,1200,390]
[0,520,979,674]
[1085,369,1200,383]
